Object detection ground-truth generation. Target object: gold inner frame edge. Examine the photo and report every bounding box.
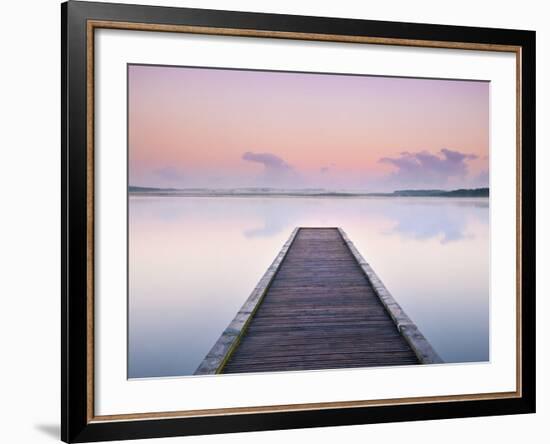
[85,19,523,423]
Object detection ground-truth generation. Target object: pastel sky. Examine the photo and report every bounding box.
[128,64,489,192]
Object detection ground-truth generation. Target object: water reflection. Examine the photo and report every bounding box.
[241,197,488,243]
[129,196,489,378]
[382,199,488,243]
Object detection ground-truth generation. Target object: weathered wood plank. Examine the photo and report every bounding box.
[337,228,443,364]
[193,228,300,375]
[214,227,440,374]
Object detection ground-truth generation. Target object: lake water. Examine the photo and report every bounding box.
[128,196,489,378]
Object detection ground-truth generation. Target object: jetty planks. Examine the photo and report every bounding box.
[219,228,426,374]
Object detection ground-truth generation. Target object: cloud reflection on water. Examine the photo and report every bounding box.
[241,197,488,245]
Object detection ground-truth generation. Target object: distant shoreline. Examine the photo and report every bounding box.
[128,186,489,198]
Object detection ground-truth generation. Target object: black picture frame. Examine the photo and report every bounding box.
[61,1,536,442]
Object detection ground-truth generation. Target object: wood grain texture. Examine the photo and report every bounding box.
[222,228,419,373]
[89,20,521,53]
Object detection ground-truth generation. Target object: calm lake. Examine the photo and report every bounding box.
[128,196,489,378]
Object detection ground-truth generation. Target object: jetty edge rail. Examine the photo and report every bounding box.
[337,228,442,364]
[195,227,441,375]
[194,228,300,375]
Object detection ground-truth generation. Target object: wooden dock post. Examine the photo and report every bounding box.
[194,227,441,375]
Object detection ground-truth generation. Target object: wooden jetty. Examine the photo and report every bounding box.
[195,227,441,375]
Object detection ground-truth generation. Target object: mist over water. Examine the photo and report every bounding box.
[128,196,489,378]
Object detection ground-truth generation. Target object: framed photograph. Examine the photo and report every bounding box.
[61,1,535,442]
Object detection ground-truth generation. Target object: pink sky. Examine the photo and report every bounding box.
[128,64,489,191]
